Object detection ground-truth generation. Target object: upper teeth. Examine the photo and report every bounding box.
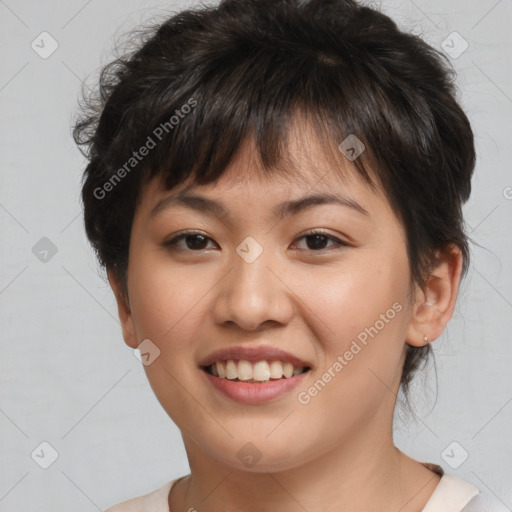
[209,360,306,381]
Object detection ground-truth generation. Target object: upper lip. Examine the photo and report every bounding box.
[198,345,313,369]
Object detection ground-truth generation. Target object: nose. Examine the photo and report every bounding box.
[211,245,294,331]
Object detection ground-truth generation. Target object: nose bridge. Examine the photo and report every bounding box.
[213,236,293,329]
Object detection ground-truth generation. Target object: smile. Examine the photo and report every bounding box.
[204,359,310,383]
[201,360,311,404]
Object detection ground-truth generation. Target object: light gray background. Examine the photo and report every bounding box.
[0,0,511,510]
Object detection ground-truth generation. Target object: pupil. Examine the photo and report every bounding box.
[187,235,207,250]
[307,234,327,250]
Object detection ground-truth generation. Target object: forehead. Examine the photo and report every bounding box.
[140,120,384,213]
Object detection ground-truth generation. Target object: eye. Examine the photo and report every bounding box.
[292,229,348,251]
[162,229,347,253]
[162,231,218,251]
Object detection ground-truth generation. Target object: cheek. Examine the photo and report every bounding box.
[126,251,208,421]
[290,250,411,398]
[127,249,205,344]
[285,264,410,460]
[293,253,409,342]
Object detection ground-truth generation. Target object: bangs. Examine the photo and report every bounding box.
[111,38,385,196]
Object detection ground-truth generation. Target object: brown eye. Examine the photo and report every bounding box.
[293,230,347,252]
[162,229,347,253]
[163,232,217,251]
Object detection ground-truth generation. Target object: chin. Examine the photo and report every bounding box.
[200,435,317,474]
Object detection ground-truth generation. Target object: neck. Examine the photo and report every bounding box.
[170,419,440,512]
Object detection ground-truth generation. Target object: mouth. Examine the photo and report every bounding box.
[200,358,312,404]
[201,359,312,383]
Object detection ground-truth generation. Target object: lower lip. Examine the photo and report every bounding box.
[201,368,309,404]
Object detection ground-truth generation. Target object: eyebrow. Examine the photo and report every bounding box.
[149,190,370,220]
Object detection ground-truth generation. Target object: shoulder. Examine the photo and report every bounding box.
[104,478,181,512]
[461,491,511,512]
[421,474,479,512]
[420,470,508,512]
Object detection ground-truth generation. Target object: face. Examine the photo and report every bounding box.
[113,126,425,473]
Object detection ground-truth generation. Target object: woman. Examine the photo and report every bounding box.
[73,0,505,510]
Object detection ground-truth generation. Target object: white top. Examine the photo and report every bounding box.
[104,471,508,512]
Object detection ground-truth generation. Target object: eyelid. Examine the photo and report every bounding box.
[164,229,208,241]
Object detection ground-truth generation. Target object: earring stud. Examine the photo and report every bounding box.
[424,335,429,342]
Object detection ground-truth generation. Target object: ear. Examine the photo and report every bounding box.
[107,268,139,349]
[406,244,464,347]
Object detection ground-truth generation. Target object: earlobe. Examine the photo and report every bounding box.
[406,244,464,347]
[107,268,139,349]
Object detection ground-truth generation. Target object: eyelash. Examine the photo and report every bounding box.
[162,229,348,253]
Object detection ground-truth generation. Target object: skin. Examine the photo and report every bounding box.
[108,121,463,512]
